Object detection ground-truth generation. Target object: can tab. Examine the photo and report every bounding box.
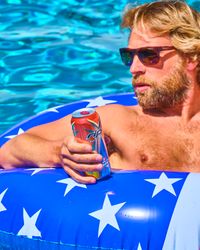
[80,111,90,115]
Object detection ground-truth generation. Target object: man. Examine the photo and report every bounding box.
[0,0,200,184]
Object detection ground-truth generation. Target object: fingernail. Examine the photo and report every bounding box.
[97,164,103,169]
[90,178,96,184]
[96,155,102,161]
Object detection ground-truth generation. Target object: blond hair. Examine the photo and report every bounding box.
[121,0,200,82]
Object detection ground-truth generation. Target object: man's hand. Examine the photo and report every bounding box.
[61,136,103,184]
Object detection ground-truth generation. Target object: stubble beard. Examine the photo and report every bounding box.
[133,62,190,110]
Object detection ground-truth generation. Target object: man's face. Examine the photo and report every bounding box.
[132,59,189,109]
[128,28,189,109]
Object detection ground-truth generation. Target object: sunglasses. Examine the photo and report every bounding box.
[119,46,175,66]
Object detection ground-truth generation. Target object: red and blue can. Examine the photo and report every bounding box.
[71,108,111,179]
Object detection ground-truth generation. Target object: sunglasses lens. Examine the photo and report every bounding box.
[119,48,163,66]
[120,49,134,66]
[139,49,159,65]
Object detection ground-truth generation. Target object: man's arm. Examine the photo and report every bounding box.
[0,115,72,169]
[0,133,63,169]
[0,105,120,183]
[0,114,103,184]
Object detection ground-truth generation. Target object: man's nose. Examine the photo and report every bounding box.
[130,55,146,75]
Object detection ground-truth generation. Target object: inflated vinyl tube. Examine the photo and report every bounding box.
[0,93,199,250]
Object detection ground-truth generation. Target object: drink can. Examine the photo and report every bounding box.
[71,108,111,179]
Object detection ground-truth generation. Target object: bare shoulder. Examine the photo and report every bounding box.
[96,104,139,129]
[97,103,139,117]
[26,114,72,140]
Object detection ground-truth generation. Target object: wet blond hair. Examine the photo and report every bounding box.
[121,0,200,82]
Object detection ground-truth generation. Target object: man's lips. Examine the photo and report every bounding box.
[133,83,151,92]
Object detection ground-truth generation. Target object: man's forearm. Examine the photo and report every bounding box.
[0,133,63,169]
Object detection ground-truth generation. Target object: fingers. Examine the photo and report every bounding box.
[63,165,97,184]
[62,136,102,163]
[62,156,102,172]
[62,148,102,164]
[63,136,92,153]
[61,136,103,184]
[61,141,102,165]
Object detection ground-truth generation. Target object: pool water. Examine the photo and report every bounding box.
[0,0,199,134]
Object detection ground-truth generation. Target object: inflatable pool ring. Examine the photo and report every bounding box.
[0,92,200,250]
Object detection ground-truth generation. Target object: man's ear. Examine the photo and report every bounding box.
[186,57,198,71]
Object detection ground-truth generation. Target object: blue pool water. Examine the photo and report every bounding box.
[0,0,199,134]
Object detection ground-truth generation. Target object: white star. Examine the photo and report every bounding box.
[17,208,42,239]
[38,107,59,114]
[5,128,25,139]
[145,172,182,197]
[85,96,117,107]
[25,168,55,176]
[0,188,8,212]
[133,95,138,100]
[57,178,87,196]
[89,194,126,237]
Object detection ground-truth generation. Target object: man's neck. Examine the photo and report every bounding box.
[180,84,200,122]
[142,83,200,122]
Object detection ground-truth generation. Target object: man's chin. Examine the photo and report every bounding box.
[137,97,160,110]
[137,95,151,108]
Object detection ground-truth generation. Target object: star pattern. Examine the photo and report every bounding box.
[145,172,182,197]
[85,96,117,107]
[133,95,138,100]
[25,168,55,176]
[137,243,142,250]
[89,194,126,237]
[5,128,25,139]
[17,208,42,239]
[57,178,87,196]
[0,188,8,212]
[38,107,59,114]
[0,167,189,248]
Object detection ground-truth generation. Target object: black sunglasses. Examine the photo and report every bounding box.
[119,46,175,66]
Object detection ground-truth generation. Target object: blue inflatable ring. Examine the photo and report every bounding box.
[0,92,199,250]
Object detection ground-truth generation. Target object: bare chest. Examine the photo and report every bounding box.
[107,117,200,172]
